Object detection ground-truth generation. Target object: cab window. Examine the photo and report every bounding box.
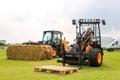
[53,32,61,44]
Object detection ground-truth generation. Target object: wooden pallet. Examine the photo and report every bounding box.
[34,65,79,75]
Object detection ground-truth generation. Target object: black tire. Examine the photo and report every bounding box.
[52,49,57,58]
[89,48,103,67]
[106,48,114,52]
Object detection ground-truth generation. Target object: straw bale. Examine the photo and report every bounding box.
[6,44,53,60]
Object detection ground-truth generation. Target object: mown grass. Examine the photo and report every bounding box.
[0,49,120,80]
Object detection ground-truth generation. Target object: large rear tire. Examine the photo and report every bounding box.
[89,48,103,67]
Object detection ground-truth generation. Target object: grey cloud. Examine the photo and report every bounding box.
[0,0,120,43]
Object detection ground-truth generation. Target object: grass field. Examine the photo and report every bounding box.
[0,49,120,80]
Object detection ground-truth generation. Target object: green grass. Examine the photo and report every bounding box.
[0,49,120,80]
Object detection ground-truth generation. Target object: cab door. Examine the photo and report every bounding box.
[52,31,62,54]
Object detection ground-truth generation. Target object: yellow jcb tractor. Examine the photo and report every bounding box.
[23,30,69,57]
[41,30,69,57]
[58,19,106,67]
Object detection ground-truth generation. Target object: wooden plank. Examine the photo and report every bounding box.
[34,65,79,75]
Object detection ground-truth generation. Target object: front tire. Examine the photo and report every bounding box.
[52,49,57,58]
[89,48,103,67]
[106,48,114,52]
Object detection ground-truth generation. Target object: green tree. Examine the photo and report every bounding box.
[0,42,7,46]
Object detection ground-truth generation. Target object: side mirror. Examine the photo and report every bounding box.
[72,19,76,25]
[112,44,114,46]
[102,20,106,25]
[115,41,118,45]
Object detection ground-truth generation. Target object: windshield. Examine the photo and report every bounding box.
[42,32,52,44]
[81,24,93,34]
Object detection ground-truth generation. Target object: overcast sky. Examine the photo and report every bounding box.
[0,0,120,43]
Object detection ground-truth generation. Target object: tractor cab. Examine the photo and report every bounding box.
[72,19,105,47]
[42,31,62,46]
[42,30,66,57]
